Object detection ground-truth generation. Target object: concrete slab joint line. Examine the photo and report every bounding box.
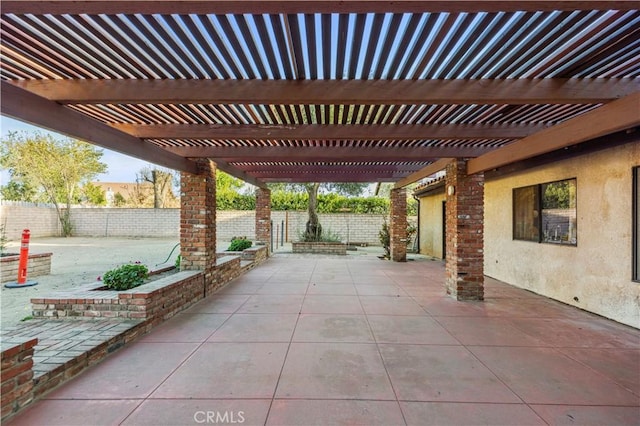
[3,253,639,425]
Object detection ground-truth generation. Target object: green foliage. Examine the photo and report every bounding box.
[81,182,107,206]
[112,192,127,207]
[379,220,391,258]
[227,237,252,251]
[316,193,388,214]
[0,131,107,236]
[102,263,149,291]
[216,190,256,210]
[379,220,417,259]
[267,182,368,197]
[0,179,38,202]
[174,254,181,269]
[216,189,391,214]
[0,224,7,255]
[407,196,418,216]
[542,180,575,209]
[271,190,308,211]
[216,171,244,192]
[298,227,343,243]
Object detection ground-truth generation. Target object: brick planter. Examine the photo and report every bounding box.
[0,253,52,284]
[292,242,347,255]
[1,338,37,421]
[31,270,205,324]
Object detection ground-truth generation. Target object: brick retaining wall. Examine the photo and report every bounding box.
[292,242,347,255]
[1,338,37,421]
[0,253,52,284]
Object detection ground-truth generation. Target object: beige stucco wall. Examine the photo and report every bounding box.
[417,187,446,258]
[484,141,640,328]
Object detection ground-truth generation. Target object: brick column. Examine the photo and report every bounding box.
[445,159,484,300]
[255,188,271,253]
[180,160,216,283]
[390,188,407,262]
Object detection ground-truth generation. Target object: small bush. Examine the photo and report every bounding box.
[103,263,149,291]
[379,220,416,259]
[228,237,252,251]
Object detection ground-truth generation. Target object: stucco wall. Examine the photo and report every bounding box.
[417,188,446,258]
[484,141,640,327]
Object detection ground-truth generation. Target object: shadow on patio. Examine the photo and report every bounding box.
[6,254,639,426]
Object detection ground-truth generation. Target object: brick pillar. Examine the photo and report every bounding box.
[445,159,484,300]
[390,188,407,262]
[180,160,216,283]
[255,188,271,253]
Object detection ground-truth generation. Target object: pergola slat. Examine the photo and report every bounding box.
[112,123,543,140]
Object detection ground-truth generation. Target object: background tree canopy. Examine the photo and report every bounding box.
[0,131,107,236]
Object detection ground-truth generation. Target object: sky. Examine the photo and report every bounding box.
[1,115,154,184]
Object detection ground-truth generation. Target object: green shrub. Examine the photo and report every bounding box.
[227,237,252,251]
[379,220,417,259]
[102,263,149,291]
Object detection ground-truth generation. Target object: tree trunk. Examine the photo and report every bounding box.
[304,183,322,241]
[152,170,161,208]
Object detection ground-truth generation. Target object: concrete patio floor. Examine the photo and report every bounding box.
[6,254,639,426]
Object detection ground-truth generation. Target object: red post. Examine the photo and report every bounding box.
[17,229,30,284]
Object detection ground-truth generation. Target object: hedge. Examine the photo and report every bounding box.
[216,190,417,215]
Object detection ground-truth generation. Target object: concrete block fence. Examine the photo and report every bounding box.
[1,202,415,246]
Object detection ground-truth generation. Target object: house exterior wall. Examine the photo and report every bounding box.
[484,141,640,327]
[417,187,445,258]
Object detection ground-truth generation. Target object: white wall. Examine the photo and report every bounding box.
[484,141,640,327]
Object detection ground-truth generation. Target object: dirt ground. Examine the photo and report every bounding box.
[1,237,181,328]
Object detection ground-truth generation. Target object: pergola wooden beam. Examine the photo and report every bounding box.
[211,158,267,188]
[12,79,639,105]
[234,164,426,173]
[164,145,492,161]
[394,158,455,188]
[4,1,638,14]
[0,81,198,175]
[467,91,640,174]
[114,123,542,140]
[261,175,399,183]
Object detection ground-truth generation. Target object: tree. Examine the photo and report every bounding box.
[268,182,369,241]
[0,131,107,236]
[0,179,38,202]
[136,166,178,208]
[80,182,107,206]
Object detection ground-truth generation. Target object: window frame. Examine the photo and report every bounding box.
[512,178,577,246]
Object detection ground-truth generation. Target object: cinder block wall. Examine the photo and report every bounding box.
[1,202,416,246]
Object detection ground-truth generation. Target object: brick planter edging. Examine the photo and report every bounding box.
[31,270,204,323]
[292,241,347,255]
[0,253,52,283]
[1,339,37,420]
[2,249,271,422]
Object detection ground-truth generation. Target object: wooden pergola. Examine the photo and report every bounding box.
[1,1,638,189]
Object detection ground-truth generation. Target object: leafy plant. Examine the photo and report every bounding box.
[102,263,149,291]
[379,220,417,259]
[379,220,391,258]
[0,224,8,255]
[175,254,181,269]
[299,228,342,243]
[227,237,252,251]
